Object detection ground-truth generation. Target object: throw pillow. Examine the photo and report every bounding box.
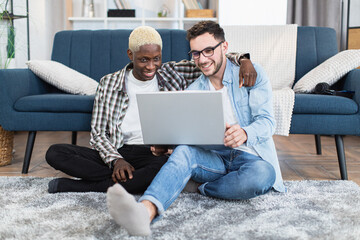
[293,50,360,93]
[26,60,98,95]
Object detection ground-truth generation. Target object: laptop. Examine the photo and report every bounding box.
[136,91,226,145]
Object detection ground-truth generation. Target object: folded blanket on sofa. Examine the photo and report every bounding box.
[223,24,297,136]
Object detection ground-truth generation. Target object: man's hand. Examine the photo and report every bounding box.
[150,145,172,156]
[112,158,135,183]
[224,123,248,148]
[239,59,257,88]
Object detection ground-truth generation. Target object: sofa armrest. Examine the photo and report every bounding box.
[342,69,360,105]
[0,68,55,128]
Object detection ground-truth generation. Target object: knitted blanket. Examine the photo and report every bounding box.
[223,25,297,135]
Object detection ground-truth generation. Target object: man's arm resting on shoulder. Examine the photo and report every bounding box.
[226,52,257,88]
[160,52,256,89]
[160,60,200,89]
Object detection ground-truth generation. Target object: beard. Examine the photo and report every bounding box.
[198,50,224,77]
[204,58,222,77]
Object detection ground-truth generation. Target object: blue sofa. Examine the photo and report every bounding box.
[0,27,358,179]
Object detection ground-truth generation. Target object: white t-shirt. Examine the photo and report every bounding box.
[208,80,259,156]
[121,70,159,144]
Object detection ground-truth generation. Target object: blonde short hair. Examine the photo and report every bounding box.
[128,26,163,52]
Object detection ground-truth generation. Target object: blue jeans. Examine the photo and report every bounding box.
[139,145,275,217]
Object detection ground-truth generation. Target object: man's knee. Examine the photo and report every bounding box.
[246,160,275,196]
[149,155,168,170]
[45,144,69,165]
[255,160,276,185]
[228,160,275,200]
[169,145,200,168]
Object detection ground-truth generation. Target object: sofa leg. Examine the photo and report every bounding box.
[72,131,77,145]
[22,131,37,174]
[335,135,348,180]
[315,135,322,155]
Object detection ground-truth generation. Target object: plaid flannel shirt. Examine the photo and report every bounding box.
[90,54,243,167]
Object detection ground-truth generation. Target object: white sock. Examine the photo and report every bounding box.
[106,184,151,236]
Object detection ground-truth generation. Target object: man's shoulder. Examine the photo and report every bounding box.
[252,63,266,75]
[100,68,127,88]
[243,63,269,89]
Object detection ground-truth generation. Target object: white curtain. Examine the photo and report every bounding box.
[287,0,349,50]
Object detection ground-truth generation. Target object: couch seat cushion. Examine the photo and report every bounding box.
[293,94,358,114]
[14,94,94,113]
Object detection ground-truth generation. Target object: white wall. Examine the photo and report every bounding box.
[218,0,287,26]
[349,0,360,27]
[8,0,292,68]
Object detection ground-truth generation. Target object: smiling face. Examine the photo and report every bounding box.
[127,44,162,81]
[189,32,228,80]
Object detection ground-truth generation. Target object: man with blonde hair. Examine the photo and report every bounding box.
[45,25,256,194]
[106,21,285,237]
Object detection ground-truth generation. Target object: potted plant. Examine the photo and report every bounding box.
[1,1,16,68]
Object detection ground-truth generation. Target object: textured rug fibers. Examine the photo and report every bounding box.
[1,177,360,240]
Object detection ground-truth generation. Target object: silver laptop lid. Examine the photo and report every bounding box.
[136,91,225,145]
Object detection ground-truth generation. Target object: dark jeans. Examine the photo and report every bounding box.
[45,144,168,193]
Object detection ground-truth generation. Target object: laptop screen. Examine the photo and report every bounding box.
[136,91,225,145]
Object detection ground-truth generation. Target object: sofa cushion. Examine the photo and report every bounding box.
[293,94,358,114]
[290,114,360,135]
[293,50,360,93]
[14,94,94,113]
[26,60,99,95]
[294,27,338,84]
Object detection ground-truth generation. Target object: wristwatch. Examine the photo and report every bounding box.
[110,159,117,169]
[239,53,250,61]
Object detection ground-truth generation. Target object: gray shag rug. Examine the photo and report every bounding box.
[1,177,360,240]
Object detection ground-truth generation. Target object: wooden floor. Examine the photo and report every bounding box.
[1,131,360,185]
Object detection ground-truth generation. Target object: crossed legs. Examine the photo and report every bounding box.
[46,144,167,194]
[107,145,275,236]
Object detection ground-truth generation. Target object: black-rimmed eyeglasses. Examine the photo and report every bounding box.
[188,41,224,60]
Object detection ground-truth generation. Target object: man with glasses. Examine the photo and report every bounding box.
[45,25,255,194]
[106,21,285,236]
